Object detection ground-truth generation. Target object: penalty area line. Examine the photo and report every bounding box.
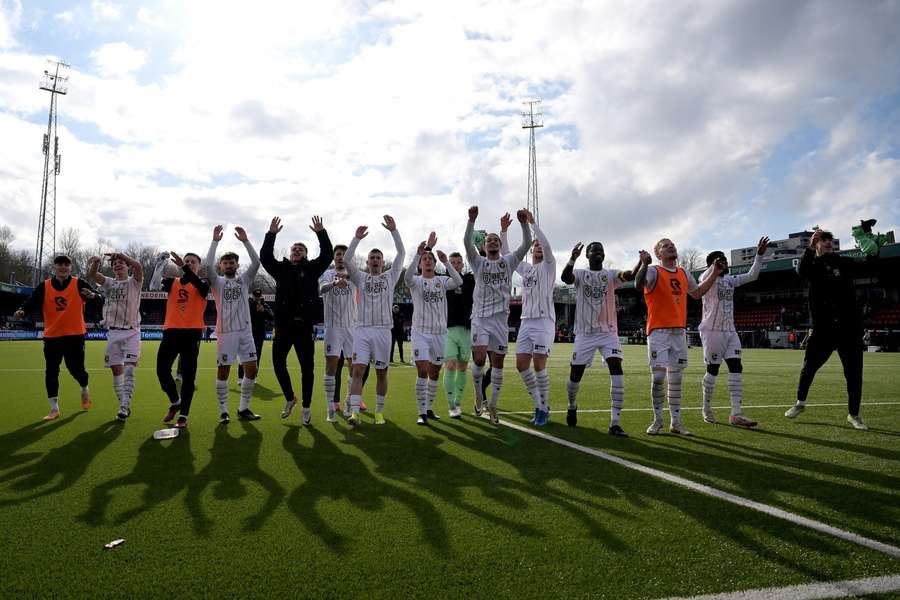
[498,418,900,560]
[659,573,900,600]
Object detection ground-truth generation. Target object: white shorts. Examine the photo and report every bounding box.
[700,330,742,365]
[571,331,623,367]
[352,327,391,369]
[412,331,445,365]
[324,326,354,358]
[217,330,257,366]
[104,329,141,367]
[471,314,509,354]
[647,328,689,370]
[516,318,555,356]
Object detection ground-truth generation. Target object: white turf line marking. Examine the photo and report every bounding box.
[499,401,900,415]
[499,418,900,560]
[661,574,900,600]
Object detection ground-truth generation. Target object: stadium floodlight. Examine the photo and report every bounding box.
[522,99,543,227]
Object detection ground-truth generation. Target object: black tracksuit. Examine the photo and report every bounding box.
[390,310,405,362]
[156,268,210,417]
[796,248,865,415]
[19,277,94,397]
[238,297,273,380]
[261,229,333,406]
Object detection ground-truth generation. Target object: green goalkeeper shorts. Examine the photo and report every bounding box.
[444,326,472,362]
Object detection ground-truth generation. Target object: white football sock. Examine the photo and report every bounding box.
[702,372,717,408]
[324,374,336,409]
[728,372,743,416]
[426,378,438,412]
[489,368,503,409]
[239,376,255,412]
[415,377,427,415]
[610,374,624,426]
[519,368,541,409]
[667,368,683,423]
[216,379,229,413]
[651,369,666,421]
[123,365,136,409]
[112,374,125,405]
[535,368,550,412]
[567,379,580,409]
[472,363,484,403]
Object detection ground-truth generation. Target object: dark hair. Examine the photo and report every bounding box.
[819,231,834,241]
[184,252,201,262]
[53,255,71,265]
[334,244,348,252]
[292,242,307,251]
[220,252,239,262]
[449,252,462,259]
[369,248,383,257]
[706,250,726,266]
[253,289,262,296]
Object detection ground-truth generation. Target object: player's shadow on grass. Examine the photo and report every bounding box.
[501,417,878,580]
[352,420,546,549]
[184,422,284,536]
[754,424,900,460]
[437,416,632,551]
[568,425,900,569]
[79,432,195,527]
[249,382,280,400]
[0,413,82,473]
[0,419,122,507]
[283,425,449,554]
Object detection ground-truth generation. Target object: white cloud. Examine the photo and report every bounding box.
[54,10,73,24]
[136,6,162,27]
[91,0,121,21]
[1,0,899,271]
[89,41,146,76]
[0,0,22,49]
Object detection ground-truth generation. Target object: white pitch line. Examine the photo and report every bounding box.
[499,401,900,415]
[660,574,900,600]
[498,418,900,560]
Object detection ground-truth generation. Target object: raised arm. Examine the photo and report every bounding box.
[499,212,512,254]
[206,226,222,282]
[733,236,768,287]
[633,250,652,291]
[234,227,261,283]
[439,250,463,289]
[307,216,334,276]
[344,226,366,285]
[87,256,106,286]
[379,215,405,284]
[464,206,480,263]
[512,209,533,263]
[260,217,282,277]
[561,243,583,285]
[532,221,553,264]
[404,242,423,289]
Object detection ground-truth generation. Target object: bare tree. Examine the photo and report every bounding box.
[677,247,704,272]
[0,226,35,284]
[57,227,86,276]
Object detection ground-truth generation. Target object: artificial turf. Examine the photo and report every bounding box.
[1,341,898,598]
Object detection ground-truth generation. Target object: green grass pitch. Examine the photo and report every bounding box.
[1,340,898,598]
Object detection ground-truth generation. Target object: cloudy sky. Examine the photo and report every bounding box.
[1,0,899,270]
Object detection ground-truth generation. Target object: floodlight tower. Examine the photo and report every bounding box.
[32,59,69,287]
[521,99,543,226]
